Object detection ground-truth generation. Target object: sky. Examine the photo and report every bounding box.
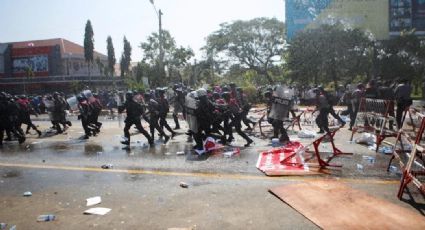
[0,0,285,62]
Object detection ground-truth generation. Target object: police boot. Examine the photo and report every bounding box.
[173,114,180,130]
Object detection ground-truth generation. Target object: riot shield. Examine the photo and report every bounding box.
[185,91,199,133]
[268,85,293,121]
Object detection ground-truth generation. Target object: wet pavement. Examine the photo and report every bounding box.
[0,114,424,229]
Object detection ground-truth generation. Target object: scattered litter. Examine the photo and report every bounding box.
[37,214,56,222]
[0,223,7,230]
[378,146,393,154]
[297,129,316,138]
[8,225,15,230]
[176,151,185,155]
[101,164,113,169]
[179,182,189,188]
[356,164,364,171]
[84,207,111,215]
[25,145,30,149]
[223,148,240,158]
[164,152,173,156]
[367,144,377,151]
[96,152,103,155]
[86,196,102,206]
[42,160,45,163]
[23,191,32,197]
[355,133,376,145]
[362,156,376,164]
[389,165,400,174]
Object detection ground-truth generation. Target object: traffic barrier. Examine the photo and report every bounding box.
[281,127,352,168]
[387,112,425,199]
[350,98,398,152]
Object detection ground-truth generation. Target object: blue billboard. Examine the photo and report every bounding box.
[286,0,332,40]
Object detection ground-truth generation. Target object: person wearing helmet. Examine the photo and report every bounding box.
[143,93,170,144]
[222,91,253,147]
[157,89,177,138]
[88,93,103,133]
[118,91,154,147]
[16,95,42,137]
[193,88,225,150]
[3,94,26,144]
[77,95,94,139]
[349,83,365,131]
[235,87,256,131]
[172,86,185,129]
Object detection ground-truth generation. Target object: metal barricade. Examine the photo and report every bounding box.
[281,127,352,169]
[350,98,397,152]
[387,113,425,199]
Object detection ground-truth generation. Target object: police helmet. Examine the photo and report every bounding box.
[125,91,134,101]
[197,88,207,97]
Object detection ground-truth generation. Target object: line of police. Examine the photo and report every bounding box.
[117,83,255,150]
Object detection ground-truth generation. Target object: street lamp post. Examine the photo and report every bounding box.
[149,0,165,85]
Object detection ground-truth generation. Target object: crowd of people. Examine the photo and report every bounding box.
[0,78,413,152]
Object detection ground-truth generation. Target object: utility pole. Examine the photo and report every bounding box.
[150,0,165,85]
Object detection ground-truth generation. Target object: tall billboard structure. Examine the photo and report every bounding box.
[286,0,425,40]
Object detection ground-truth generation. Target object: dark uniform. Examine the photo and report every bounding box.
[144,93,170,143]
[157,90,176,138]
[118,92,154,146]
[222,92,253,147]
[394,80,412,129]
[77,96,94,139]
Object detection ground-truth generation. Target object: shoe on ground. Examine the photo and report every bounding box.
[317,130,325,134]
[121,140,130,145]
[164,136,170,144]
[82,135,90,140]
[244,139,253,147]
[18,137,26,144]
[37,130,42,137]
[340,121,346,128]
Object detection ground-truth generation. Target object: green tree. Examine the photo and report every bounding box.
[84,20,94,80]
[120,36,132,77]
[106,36,116,77]
[286,23,373,89]
[204,17,285,84]
[140,30,193,86]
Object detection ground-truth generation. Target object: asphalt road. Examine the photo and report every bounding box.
[0,114,424,229]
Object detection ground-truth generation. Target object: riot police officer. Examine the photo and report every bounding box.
[144,93,170,144]
[118,91,154,147]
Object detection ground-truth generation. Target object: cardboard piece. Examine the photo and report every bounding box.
[270,180,425,230]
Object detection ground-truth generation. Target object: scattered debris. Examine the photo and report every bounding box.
[86,196,102,206]
[8,225,16,230]
[378,146,393,154]
[389,165,400,174]
[37,214,56,222]
[84,207,111,215]
[356,164,364,171]
[23,191,32,197]
[176,151,185,155]
[355,133,376,145]
[297,129,316,138]
[223,148,240,158]
[362,156,375,164]
[180,182,189,188]
[0,223,7,230]
[101,164,113,169]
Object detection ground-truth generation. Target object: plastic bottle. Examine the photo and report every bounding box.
[37,214,55,222]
